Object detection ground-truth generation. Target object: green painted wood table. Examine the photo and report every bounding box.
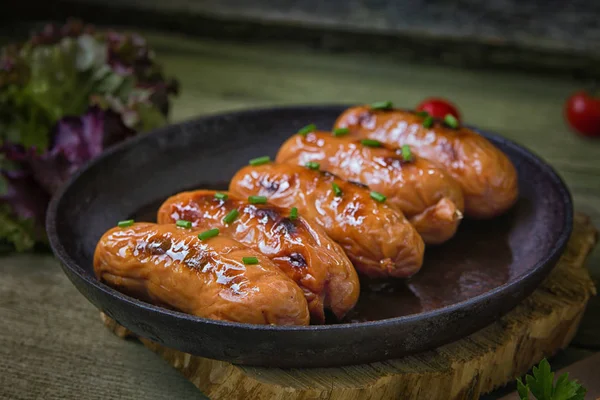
[1,31,598,399]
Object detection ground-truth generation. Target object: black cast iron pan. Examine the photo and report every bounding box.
[46,105,573,368]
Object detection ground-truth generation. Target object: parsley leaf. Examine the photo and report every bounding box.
[517,378,530,400]
[552,373,582,400]
[527,359,554,400]
[517,359,587,400]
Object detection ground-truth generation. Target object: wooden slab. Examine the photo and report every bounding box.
[103,212,598,400]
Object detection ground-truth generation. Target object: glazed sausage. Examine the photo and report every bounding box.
[94,223,310,325]
[334,106,519,218]
[157,190,359,323]
[276,131,465,244]
[229,163,425,278]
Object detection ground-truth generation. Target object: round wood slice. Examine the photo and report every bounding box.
[102,212,598,400]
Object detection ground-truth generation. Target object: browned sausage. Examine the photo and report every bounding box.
[94,223,310,325]
[156,190,359,323]
[229,163,425,279]
[276,131,464,244]
[334,106,519,219]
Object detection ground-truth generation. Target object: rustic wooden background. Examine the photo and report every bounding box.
[0,26,599,399]
[4,1,600,78]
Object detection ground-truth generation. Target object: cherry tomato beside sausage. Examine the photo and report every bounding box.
[416,98,461,121]
[564,91,600,138]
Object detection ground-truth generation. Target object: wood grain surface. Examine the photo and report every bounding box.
[0,30,599,399]
[7,1,600,79]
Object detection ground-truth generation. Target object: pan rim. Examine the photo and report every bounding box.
[46,103,574,334]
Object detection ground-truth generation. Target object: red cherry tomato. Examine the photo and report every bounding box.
[416,98,461,121]
[564,91,600,138]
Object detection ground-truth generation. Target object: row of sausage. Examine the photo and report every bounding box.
[93,105,519,326]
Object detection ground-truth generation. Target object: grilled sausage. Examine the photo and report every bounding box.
[229,163,425,278]
[157,190,359,323]
[334,106,519,219]
[94,223,310,325]
[276,131,464,244]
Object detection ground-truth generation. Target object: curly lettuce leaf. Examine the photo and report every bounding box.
[1,34,140,152]
[0,167,49,252]
[0,204,37,253]
[0,22,179,252]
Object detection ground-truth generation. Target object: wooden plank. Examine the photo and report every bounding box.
[103,213,598,400]
[7,0,600,78]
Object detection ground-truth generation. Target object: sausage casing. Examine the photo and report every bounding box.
[229,163,425,278]
[94,223,310,325]
[157,190,359,323]
[334,106,519,218]
[276,131,465,244]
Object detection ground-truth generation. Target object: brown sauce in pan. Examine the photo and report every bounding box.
[132,187,515,325]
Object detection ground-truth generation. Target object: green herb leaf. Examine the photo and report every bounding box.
[444,114,459,129]
[117,219,134,228]
[516,359,587,400]
[289,207,298,220]
[415,111,429,118]
[527,359,554,400]
[305,161,320,170]
[176,219,192,229]
[573,384,587,400]
[401,144,412,162]
[422,116,434,128]
[332,183,342,197]
[298,124,316,136]
[333,127,349,137]
[223,209,239,224]
[214,192,228,201]
[248,195,268,204]
[517,378,530,400]
[198,228,219,240]
[370,191,386,203]
[552,373,578,400]
[360,139,382,147]
[249,156,271,166]
[242,256,259,265]
[370,101,393,110]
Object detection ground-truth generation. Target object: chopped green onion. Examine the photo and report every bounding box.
[370,101,393,110]
[117,219,134,228]
[332,183,342,197]
[422,116,434,128]
[416,111,429,118]
[223,209,239,224]
[176,220,192,229]
[289,207,298,220]
[249,156,271,166]
[333,127,349,137]
[361,139,382,147]
[242,256,259,265]
[305,161,320,170]
[298,124,316,136]
[198,228,219,241]
[401,145,412,162]
[214,192,228,201]
[370,191,387,203]
[248,195,268,204]
[444,114,459,129]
